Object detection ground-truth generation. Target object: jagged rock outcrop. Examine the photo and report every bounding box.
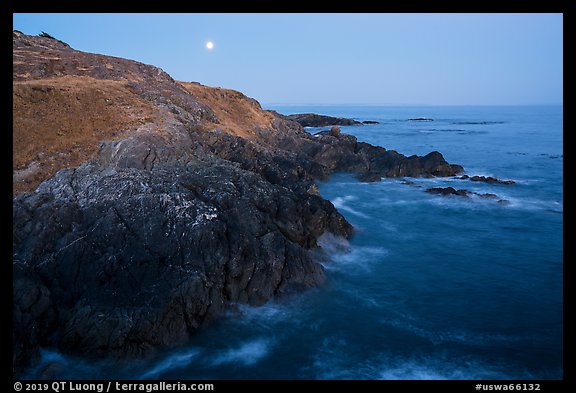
[283,113,363,127]
[12,31,464,376]
[306,132,463,180]
[426,187,508,203]
[426,186,470,197]
[13,139,351,370]
[458,175,515,185]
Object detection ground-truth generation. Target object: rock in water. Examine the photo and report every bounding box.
[459,175,515,185]
[426,187,508,202]
[426,187,470,196]
[408,117,434,121]
[285,113,363,127]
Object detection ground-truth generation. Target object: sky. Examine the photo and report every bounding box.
[12,13,563,106]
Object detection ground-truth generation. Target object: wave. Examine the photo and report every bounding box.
[382,318,525,347]
[451,121,506,125]
[209,338,273,367]
[317,231,388,274]
[374,357,520,380]
[331,195,369,218]
[23,349,101,380]
[499,196,563,213]
[423,128,468,132]
[324,245,389,274]
[317,232,351,254]
[418,129,488,135]
[379,221,398,232]
[310,336,526,380]
[352,177,561,214]
[226,302,295,329]
[139,348,201,379]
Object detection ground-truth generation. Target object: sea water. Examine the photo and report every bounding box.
[26,106,563,380]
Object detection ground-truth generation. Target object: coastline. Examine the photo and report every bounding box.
[13,32,522,378]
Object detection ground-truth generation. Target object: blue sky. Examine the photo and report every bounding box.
[13,13,563,106]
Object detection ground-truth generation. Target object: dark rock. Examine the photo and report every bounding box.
[285,113,362,127]
[426,187,469,197]
[13,264,57,377]
[13,132,354,367]
[408,117,434,121]
[426,187,508,202]
[39,362,68,380]
[362,120,380,124]
[459,175,515,185]
[479,193,498,198]
[304,133,464,179]
[357,173,382,183]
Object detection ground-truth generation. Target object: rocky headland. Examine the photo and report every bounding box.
[285,114,379,126]
[282,113,363,127]
[12,31,464,376]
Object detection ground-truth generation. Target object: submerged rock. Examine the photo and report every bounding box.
[357,173,382,183]
[426,187,469,196]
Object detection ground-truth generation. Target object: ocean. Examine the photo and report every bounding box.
[26,105,563,380]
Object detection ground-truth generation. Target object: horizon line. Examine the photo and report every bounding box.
[262,103,564,107]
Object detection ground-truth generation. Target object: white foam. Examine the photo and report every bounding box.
[317,232,351,254]
[38,349,66,363]
[341,289,382,308]
[311,340,517,380]
[331,195,369,218]
[209,338,272,366]
[230,302,293,327]
[383,318,524,347]
[325,246,389,274]
[27,349,101,379]
[379,221,398,232]
[504,197,563,213]
[375,357,508,380]
[139,348,201,379]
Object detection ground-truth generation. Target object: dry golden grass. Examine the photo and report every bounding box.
[180,82,275,140]
[13,75,160,194]
[12,32,281,195]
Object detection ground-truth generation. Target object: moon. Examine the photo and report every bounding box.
[206,41,214,50]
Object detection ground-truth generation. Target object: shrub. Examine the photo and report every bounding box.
[38,31,55,39]
[38,31,69,47]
